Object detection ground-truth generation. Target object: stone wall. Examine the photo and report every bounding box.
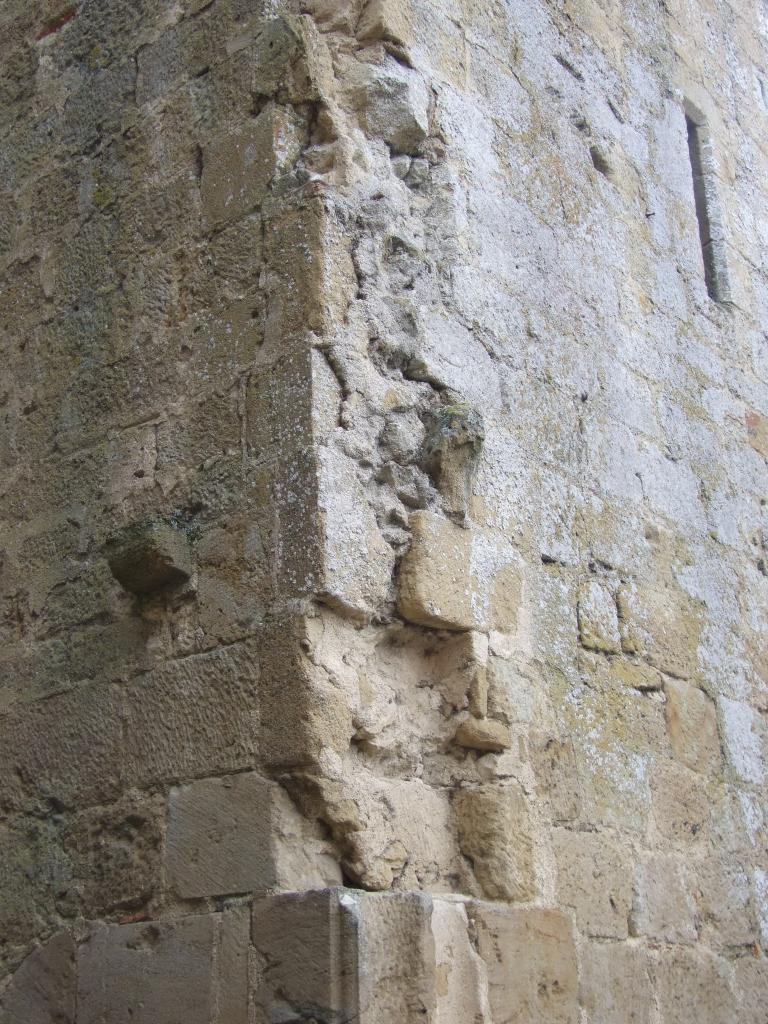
[1,0,767,1021]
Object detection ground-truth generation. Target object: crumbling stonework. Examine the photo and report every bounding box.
[1,0,767,1020]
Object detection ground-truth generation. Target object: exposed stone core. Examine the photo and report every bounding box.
[0,0,767,1021]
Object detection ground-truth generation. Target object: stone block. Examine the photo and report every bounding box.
[665,678,721,773]
[579,939,651,1024]
[77,911,248,1024]
[165,772,340,898]
[733,955,768,1024]
[616,582,703,679]
[398,511,478,630]
[0,931,75,1024]
[453,716,511,751]
[578,579,621,653]
[454,783,535,901]
[252,889,361,1023]
[357,0,414,48]
[471,904,579,1024]
[532,735,583,823]
[631,852,696,943]
[553,828,632,938]
[650,760,710,846]
[346,58,429,154]
[656,947,736,1024]
[201,103,304,229]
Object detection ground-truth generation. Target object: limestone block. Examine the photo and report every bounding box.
[105,521,193,596]
[665,678,721,773]
[471,904,578,1024]
[357,0,414,48]
[719,696,766,786]
[733,955,768,1024]
[655,947,736,1024]
[77,911,248,1024]
[0,931,75,1024]
[532,735,583,823]
[577,579,621,653]
[346,57,429,154]
[201,103,304,229]
[252,889,491,1024]
[553,828,632,938]
[616,582,703,679]
[631,852,696,943]
[165,772,340,898]
[398,511,478,630]
[579,940,651,1024]
[694,856,756,947]
[454,783,535,901]
[650,760,710,846]
[251,889,361,1023]
[121,641,261,789]
[453,716,511,752]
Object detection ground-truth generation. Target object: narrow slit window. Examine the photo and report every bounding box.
[685,113,730,304]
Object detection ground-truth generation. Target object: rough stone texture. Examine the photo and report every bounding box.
[1,0,767,1017]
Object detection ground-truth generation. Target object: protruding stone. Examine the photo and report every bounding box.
[106,521,193,595]
[454,783,535,901]
[397,511,478,630]
[453,716,510,752]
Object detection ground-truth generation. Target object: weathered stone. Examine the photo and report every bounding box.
[165,772,340,898]
[665,678,722,773]
[454,783,535,901]
[656,947,736,1024]
[631,852,696,943]
[397,511,479,630]
[453,716,511,752]
[0,931,75,1024]
[579,939,652,1024]
[471,905,579,1024]
[553,828,633,938]
[77,911,248,1024]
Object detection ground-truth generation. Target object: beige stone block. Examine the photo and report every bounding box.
[472,904,579,1024]
[579,939,652,1024]
[553,828,632,938]
[453,716,511,752]
[201,103,304,228]
[578,579,621,653]
[616,583,703,679]
[430,899,490,1023]
[651,760,710,846]
[357,0,414,48]
[398,511,479,630]
[656,947,736,1024]
[454,783,535,901]
[733,955,768,1024]
[0,931,75,1024]
[165,772,340,898]
[77,911,248,1024]
[631,852,696,943]
[694,856,757,947]
[532,735,583,823]
[665,678,721,773]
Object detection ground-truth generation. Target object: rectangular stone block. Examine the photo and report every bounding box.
[76,911,248,1024]
[471,904,579,1024]
[165,772,340,898]
[553,828,632,939]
